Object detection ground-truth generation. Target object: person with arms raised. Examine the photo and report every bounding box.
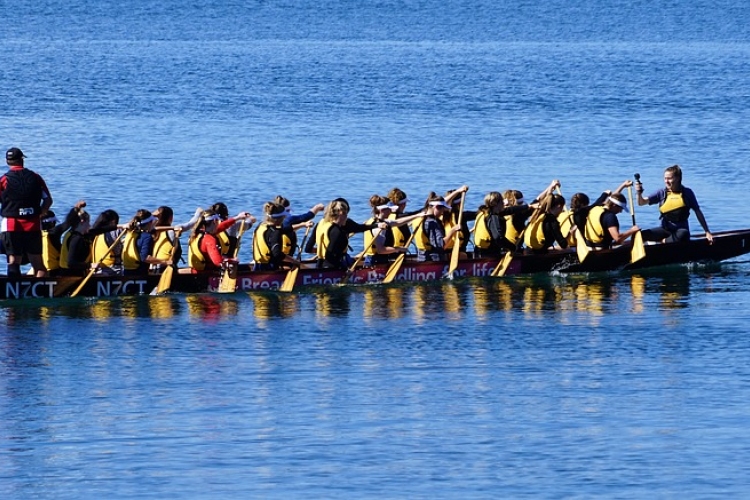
[189,209,255,271]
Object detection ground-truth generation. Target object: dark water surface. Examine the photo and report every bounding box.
[3,0,750,498]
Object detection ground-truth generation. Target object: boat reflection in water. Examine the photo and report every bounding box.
[362,287,405,322]
[185,295,239,323]
[248,293,299,322]
[0,266,703,327]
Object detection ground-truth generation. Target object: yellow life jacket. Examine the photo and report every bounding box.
[473,211,492,250]
[523,215,547,250]
[504,214,522,244]
[217,231,230,256]
[412,218,431,251]
[444,214,465,250]
[659,191,690,222]
[315,220,333,260]
[59,232,72,269]
[388,213,408,247]
[59,231,92,269]
[188,234,206,270]
[558,209,576,247]
[92,233,119,268]
[253,223,272,264]
[584,206,607,244]
[121,230,142,271]
[281,231,293,256]
[363,217,384,257]
[152,231,172,261]
[41,230,60,271]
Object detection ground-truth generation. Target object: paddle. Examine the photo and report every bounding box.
[70,229,129,298]
[279,225,312,293]
[341,228,383,285]
[217,220,247,293]
[382,218,424,284]
[628,176,646,263]
[447,191,467,276]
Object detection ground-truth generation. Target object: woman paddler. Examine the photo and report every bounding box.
[445,189,476,256]
[90,209,124,275]
[40,200,86,275]
[253,202,302,270]
[523,192,569,253]
[188,209,255,271]
[122,209,174,275]
[558,180,633,246]
[473,191,530,258]
[362,195,427,266]
[583,192,640,249]
[274,195,325,259]
[316,198,389,269]
[59,205,121,275]
[414,188,467,262]
[386,187,424,248]
[504,180,560,246]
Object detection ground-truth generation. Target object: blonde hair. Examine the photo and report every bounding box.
[325,199,350,222]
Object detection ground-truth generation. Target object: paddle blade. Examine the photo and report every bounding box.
[574,231,590,263]
[155,265,174,294]
[382,253,405,284]
[631,231,646,263]
[279,267,299,293]
[448,243,460,275]
[217,267,237,293]
[491,251,514,277]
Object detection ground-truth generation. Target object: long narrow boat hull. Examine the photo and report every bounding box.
[2,229,749,299]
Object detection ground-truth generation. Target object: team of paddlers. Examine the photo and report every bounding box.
[1,146,712,278]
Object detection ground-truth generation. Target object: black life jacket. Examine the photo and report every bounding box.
[1,169,43,219]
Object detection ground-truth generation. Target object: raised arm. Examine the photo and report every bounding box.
[444,185,469,205]
[534,179,561,201]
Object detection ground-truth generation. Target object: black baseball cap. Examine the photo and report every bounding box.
[6,147,26,162]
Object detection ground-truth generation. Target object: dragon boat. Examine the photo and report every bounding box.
[1,229,749,300]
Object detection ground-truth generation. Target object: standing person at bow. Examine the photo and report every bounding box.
[583,193,640,249]
[0,147,53,276]
[316,198,388,269]
[189,209,255,271]
[635,164,713,244]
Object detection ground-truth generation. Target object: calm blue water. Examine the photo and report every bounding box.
[3,1,750,497]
